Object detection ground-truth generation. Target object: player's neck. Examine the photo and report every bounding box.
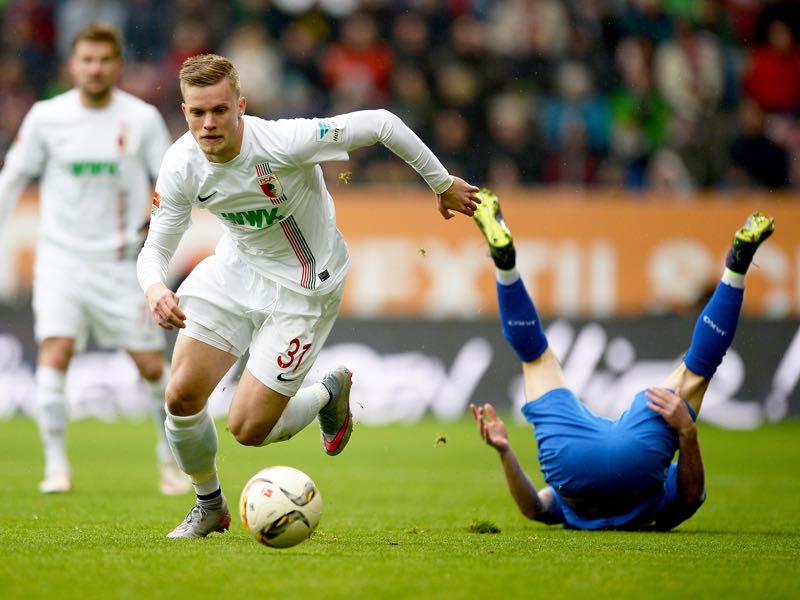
[204,145,241,164]
[78,88,114,109]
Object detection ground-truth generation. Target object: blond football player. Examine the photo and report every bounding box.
[137,54,481,537]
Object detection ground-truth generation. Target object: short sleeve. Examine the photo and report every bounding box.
[5,103,47,177]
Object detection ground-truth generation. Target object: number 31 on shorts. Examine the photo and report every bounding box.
[277,338,312,372]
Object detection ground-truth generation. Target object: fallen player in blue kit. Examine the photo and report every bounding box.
[470,189,774,530]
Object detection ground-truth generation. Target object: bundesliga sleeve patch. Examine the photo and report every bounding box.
[316,119,343,143]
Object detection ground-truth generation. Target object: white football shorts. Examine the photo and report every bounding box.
[33,248,165,353]
[176,254,346,397]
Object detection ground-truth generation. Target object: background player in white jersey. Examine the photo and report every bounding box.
[0,23,190,496]
[137,53,481,538]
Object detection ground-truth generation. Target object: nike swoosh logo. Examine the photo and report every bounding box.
[322,411,351,452]
[197,191,217,202]
[277,373,297,382]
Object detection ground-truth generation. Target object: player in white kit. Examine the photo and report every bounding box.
[0,23,190,496]
[137,54,482,537]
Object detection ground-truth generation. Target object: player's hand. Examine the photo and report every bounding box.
[146,282,186,330]
[436,176,480,220]
[470,403,510,452]
[645,386,695,436]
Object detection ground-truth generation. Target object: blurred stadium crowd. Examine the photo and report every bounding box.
[1,0,800,192]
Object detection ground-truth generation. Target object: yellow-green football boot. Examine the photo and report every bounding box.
[472,188,515,268]
[727,211,775,274]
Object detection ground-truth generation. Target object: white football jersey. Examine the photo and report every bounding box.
[0,88,171,260]
[149,111,452,297]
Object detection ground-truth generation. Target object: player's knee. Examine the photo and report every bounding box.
[127,351,165,382]
[38,338,73,370]
[165,381,205,417]
[137,360,164,382]
[229,417,269,447]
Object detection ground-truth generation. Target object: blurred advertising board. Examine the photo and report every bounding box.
[1,303,798,427]
[2,188,799,318]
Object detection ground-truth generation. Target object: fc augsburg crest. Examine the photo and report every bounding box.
[255,162,284,202]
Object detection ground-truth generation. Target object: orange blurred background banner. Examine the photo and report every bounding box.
[2,188,798,318]
[336,189,799,318]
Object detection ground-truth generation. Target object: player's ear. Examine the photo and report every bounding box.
[238,95,246,118]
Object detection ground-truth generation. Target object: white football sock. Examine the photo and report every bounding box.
[722,268,745,289]
[258,383,329,446]
[496,267,521,286]
[143,364,171,463]
[35,366,69,478]
[165,405,219,496]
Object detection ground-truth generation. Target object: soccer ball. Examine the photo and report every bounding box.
[239,466,323,548]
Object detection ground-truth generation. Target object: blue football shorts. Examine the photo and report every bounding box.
[521,388,693,499]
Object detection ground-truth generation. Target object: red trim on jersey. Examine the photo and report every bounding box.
[280,220,312,288]
[117,190,125,259]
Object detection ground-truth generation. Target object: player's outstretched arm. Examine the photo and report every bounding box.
[645,387,705,506]
[470,403,557,522]
[333,109,479,219]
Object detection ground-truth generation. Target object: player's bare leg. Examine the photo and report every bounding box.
[661,365,710,417]
[662,211,775,416]
[164,335,237,538]
[36,337,74,493]
[521,350,569,403]
[227,365,353,455]
[227,372,291,446]
[128,350,191,496]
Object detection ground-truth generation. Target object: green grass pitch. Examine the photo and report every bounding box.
[1,415,798,599]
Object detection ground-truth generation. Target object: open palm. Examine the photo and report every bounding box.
[470,403,510,452]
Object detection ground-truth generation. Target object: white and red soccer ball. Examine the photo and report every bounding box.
[239,466,323,548]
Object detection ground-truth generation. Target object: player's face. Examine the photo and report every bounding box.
[69,40,122,106]
[182,79,247,164]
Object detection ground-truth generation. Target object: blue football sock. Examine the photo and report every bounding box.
[497,278,548,362]
[684,281,744,379]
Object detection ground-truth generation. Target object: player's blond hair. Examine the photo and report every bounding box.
[71,22,123,57]
[179,54,241,97]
